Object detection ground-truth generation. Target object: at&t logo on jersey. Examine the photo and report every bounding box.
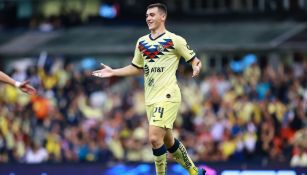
[144,65,165,77]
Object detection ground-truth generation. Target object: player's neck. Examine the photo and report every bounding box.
[150,26,166,39]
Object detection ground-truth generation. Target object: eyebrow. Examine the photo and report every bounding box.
[146,12,155,16]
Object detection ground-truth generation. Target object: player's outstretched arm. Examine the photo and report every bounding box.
[0,71,36,95]
[191,57,202,78]
[92,63,143,78]
[0,71,16,86]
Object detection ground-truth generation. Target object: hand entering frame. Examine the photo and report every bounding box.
[19,81,36,95]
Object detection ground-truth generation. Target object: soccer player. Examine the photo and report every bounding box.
[92,3,205,175]
[0,71,36,95]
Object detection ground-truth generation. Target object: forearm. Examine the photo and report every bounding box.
[113,65,143,77]
[0,71,17,86]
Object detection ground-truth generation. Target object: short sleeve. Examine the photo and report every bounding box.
[175,36,196,63]
[131,39,144,69]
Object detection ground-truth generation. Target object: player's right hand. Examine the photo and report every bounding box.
[92,63,114,78]
[19,81,36,95]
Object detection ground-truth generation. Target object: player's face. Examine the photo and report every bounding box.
[146,7,166,31]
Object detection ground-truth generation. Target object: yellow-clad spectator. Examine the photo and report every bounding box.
[38,68,59,90]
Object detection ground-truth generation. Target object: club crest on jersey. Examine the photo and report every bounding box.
[138,39,174,62]
[157,44,164,52]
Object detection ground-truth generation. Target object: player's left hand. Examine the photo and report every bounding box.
[19,81,36,95]
[192,58,202,78]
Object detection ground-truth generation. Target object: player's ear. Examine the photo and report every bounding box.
[161,13,167,21]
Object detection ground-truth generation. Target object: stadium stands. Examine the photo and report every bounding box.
[0,56,306,167]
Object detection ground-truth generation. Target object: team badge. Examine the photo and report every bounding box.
[157,44,164,52]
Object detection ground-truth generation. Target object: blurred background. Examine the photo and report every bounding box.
[0,0,307,175]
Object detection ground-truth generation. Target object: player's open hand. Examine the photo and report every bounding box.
[92,63,114,78]
[19,81,36,95]
[192,58,202,78]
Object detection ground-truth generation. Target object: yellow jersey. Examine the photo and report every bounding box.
[132,30,196,105]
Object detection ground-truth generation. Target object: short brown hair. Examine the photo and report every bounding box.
[147,3,167,15]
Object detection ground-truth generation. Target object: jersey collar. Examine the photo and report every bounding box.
[149,32,166,41]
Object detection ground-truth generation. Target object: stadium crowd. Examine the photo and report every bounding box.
[0,55,306,167]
